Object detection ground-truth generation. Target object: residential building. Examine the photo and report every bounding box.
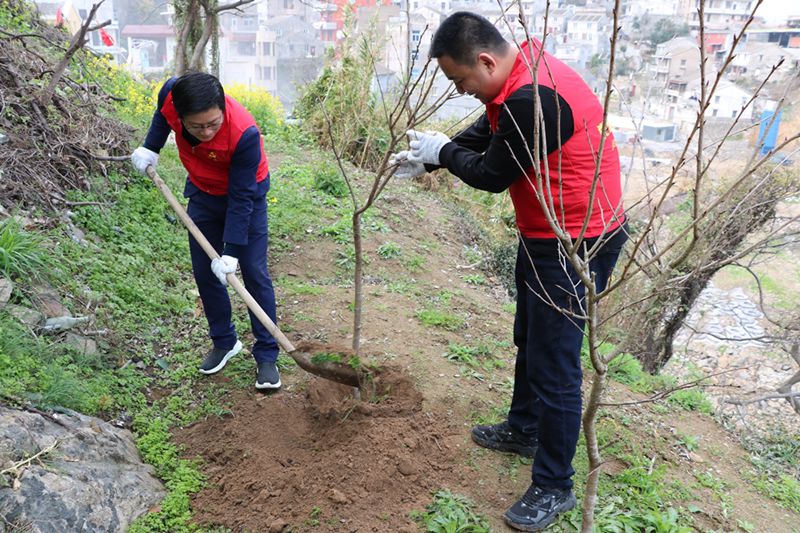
[121,25,175,72]
[679,0,754,31]
[218,7,278,93]
[730,41,799,81]
[565,12,609,61]
[744,26,800,48]
[686,77,753,120]
[621,0,679,18]
[650,37,700,86]
[263,15,324,110]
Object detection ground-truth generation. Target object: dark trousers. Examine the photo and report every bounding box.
[508,228,626,489]
[186,187,279,364]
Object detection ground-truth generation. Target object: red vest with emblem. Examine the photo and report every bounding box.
[160,93,269,196]
[485,41,624,239]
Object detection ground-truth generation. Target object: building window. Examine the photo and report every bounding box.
[237,41,256,56]
[411,30,420,43]
[714,95,720,103]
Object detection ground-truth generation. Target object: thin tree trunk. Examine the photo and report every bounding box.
[352,212,363,356]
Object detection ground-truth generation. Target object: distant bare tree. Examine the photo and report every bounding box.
[172,0,254,75]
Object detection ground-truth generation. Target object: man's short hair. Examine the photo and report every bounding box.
[430,11,508,65]
[171,71,226,117]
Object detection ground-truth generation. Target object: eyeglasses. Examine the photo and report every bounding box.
[183,114,224,133]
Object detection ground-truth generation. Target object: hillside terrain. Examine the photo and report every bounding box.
[0,1,798,530]
[165,147,799,532]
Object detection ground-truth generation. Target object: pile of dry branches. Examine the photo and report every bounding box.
[0,0,134,212]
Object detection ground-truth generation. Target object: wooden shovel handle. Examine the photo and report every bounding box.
[146,166,296,353]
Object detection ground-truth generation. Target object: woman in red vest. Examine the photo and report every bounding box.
[131,72,280,390]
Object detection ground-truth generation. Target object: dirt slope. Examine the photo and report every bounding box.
[175,178,798,532]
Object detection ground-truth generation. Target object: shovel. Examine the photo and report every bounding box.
[146,166,361,387]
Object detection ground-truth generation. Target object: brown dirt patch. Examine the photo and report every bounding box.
[175,374,471,532]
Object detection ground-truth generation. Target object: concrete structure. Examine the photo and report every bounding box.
[650,37,700,86]
[263,15,323,110]
[218,8,277,93]
[641,120,678,141]
[121,25,175,72]
[744,26,800,48]
[730,41,799,80]
[686,77,753,120]
[565,12,609,62]
[621,0,679,18]
[679,0,754,31]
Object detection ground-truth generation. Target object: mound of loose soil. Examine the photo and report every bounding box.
[176,371,471,532]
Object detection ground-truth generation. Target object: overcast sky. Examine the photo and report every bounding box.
[757,0,799,25]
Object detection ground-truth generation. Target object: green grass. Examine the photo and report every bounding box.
[412,490,490,532]
[0,218,49,279]
[416,308,465,331]
[377,241,402,259]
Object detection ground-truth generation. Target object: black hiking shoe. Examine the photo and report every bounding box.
[471,421,537,458]
[256,361,281,390]
[198,340,242,375]
[504,484,577,531]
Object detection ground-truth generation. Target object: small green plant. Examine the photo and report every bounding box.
[676,433,700,452]
[311,352,344,365]
[305,506,322,526]
[335,247,358,270]
[377,241,402,259]
[405,254,427,272]
[0,218,49,278]
[321,218,352,244]
[753,472,800,511]
[416,308,464,331]
[313,162,348,198]
[607,352,646,385]
[737,519,755,532]
[463,274,486,286]
[667,389,714,414]
[412,489,490,533]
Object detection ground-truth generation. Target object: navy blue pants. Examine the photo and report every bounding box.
[185,183,279,364]
[508,228,626,489]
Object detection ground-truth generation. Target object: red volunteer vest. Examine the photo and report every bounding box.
[486,41,624,239]
[160,93,269,196]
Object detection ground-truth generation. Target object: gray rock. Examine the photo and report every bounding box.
[0,278,11,309]
[4,304,44,327]
[63,333,98,356]
[0,406,165,533]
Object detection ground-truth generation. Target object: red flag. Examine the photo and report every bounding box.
[99,27,114,46]
[55,6,63,27]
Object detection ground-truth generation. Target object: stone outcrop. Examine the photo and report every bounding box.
[0,406,165,532]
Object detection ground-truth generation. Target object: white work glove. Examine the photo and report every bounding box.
[406,129,451,166]
[389,150,426,179]
[131,146,159,175]
[211,255,238,286]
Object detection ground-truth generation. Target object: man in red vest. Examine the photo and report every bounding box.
[131,72,281,391]
[392,12,627,530]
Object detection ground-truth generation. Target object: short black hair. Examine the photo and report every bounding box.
[171,71,226,117]
[430,11,509,65]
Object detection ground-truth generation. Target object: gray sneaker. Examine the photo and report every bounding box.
[198,340,242,374]
[256,361,281,390]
